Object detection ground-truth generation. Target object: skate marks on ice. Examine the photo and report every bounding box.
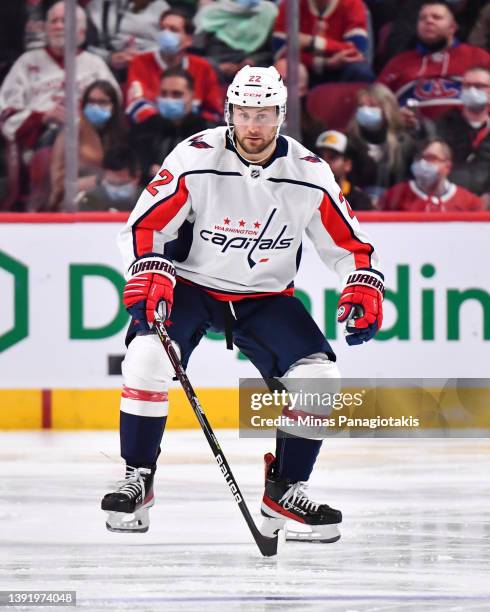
[0,431,489,611]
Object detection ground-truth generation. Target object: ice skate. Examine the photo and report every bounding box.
[101,466,155,533]
[260,453,342,543]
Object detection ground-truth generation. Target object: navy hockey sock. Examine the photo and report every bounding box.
[120,411,167,468]
[275,431,322,482]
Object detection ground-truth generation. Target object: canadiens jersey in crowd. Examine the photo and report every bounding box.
[378,41,490,118]
[118,127,380,298]
[378,180,483,212]
[126,52,223,124]
[273,0,368,70]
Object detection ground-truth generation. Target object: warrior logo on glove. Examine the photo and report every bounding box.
[337,269,384,346]
[123,254,176,332]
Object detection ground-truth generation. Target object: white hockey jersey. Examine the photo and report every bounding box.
[118,127,381,298]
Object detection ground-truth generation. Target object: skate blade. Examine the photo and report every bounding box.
[285,523,341,544]
[105,508,150,533]
[260,516,285,538]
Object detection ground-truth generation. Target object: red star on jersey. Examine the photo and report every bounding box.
[253,221,261,229]
[224,217,231,225]
[238,220,246,227]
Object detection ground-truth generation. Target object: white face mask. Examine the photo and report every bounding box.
[460,87,489,112]
[411,159,440,191]
[102,180,137,201]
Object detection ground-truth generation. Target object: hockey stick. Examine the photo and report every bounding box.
[153,315,279,557]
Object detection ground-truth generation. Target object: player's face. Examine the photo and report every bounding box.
[417,4,456,44]
[233,106,279,156]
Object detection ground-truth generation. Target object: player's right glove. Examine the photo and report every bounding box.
[123,254,176,332]
[337,269,384,346]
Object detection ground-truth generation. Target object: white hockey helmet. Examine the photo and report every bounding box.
[225,65,287,133]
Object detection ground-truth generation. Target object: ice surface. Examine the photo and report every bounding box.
[1,431,490,611]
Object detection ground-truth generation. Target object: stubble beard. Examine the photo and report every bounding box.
[235,130,276,156]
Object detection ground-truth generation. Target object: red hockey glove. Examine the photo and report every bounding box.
[337,269,384,346]
[123,255,176,331]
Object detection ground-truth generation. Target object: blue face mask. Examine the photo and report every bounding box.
[102,180,137,201]
[83,104,112,127]
[157,97,186,120]
[355,106,383,131]
[235,0,261,8]
[411,159,440,190]
[156,29,181,55]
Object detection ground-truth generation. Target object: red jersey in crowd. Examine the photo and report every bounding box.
[273,0,368,71]
[378,180,483,212]
[126,51,223,123]
[378,42,490,119]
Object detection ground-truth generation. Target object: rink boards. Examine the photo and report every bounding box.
[0,212,489,429]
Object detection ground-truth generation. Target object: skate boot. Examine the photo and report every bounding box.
[260,453,342,543]
[101,465,155,533]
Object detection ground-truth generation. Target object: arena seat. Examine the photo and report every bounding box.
[306,82,365,131]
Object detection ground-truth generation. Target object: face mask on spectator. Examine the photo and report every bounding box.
[411,159,440,190]
[235,0,261,8]
[355,106,383,131]
[460,87,489,112]
[157,29,181,54]
[84,104,112,127]
[157,97,186,120]
[102,180,137,201]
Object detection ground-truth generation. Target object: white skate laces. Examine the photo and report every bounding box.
[280,482,320,512]
[113,466,151,500]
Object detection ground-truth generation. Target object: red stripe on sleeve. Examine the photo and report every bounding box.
[318,192,373,269]
[133,176,189,257]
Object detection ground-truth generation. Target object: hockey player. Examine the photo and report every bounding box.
[102,65,384,542]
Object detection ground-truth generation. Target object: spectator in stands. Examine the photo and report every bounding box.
[273,0,374,86]
[347,83,414,204]
[378,138,483,211]
[126,8,223,124]
[86,0,170,77]
[193,0,278,82]
[274,58,324,152]
[0,1,120,210]
[378,1,490,120]
[50,79,127,210]
[79,146,142,211]
[468,3,490,51]
[381,0,486,66]
[435,66,490,201]
[315,129,373,210]
[130,67,212,182]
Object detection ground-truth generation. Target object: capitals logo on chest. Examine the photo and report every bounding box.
[200,208,294,268]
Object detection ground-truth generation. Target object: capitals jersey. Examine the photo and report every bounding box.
[118,127,381,298]
[378,42,490,118]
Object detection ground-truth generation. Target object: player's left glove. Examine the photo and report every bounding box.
[337,269,384,346]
